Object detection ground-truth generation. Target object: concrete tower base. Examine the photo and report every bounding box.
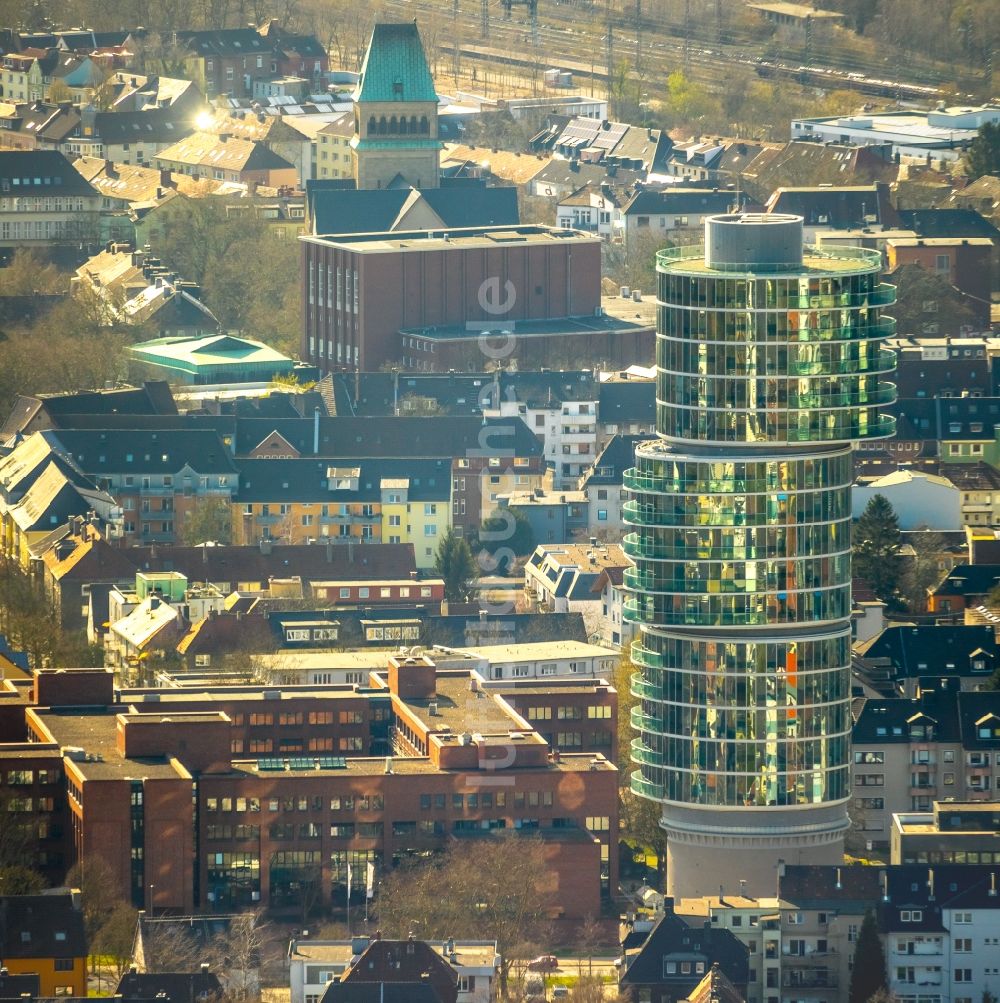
[663,803,848,900]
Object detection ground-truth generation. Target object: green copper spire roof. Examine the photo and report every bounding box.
[354,21,438,105]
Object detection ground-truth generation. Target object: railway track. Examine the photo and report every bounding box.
[380,0,947,105]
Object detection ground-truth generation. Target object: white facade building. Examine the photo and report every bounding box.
[853,470,962,531]
[791,105,1000,163]
[288,938,500,1003]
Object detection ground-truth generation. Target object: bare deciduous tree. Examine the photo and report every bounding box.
[374,833,552,998]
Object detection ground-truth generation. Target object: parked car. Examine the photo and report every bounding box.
[527,955,559,972]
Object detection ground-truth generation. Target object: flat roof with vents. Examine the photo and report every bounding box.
[302,224,598,254]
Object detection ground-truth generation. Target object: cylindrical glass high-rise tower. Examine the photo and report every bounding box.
[624,213,896,898]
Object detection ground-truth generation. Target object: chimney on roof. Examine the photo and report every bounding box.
[159,168,175,189]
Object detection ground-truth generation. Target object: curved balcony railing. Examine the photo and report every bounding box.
[622,596,850,626]
[630,672,660,701]
[623,567,844,597]
[656,242,884,272]
[630,771,664,800]
[631,737,664,768]
[657,316,897,345]
[790,349,896,377]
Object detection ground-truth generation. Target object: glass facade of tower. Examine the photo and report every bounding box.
[626,214,895,823]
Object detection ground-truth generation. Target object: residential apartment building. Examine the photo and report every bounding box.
[230,414,546,539]
[1,51,49,102]
[524,542,628,614]
[439,640,618,683]
[0,149,103,245]
[593,565,635,649]
[152,131,297,187]
[0,433,121,567]
[288,937,499,1003]
[596,380,656,448]
[175,27,325,100]
[379,472,450,568]
[620,188,736,251]
[555,182,624,240]
[675,893,780,1003]
[580,434,646,533]
[39,427,238,545]
[882,864,1000,1003]
[0,892,87,997]
[854,624,999,698]
[233,457,452,564]
[851,680,1000,849]
[314,115,353,181]
[486,393,598,490]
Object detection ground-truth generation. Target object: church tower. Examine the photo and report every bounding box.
[352,21,441,191]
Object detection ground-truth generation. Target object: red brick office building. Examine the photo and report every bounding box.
[301,225,606,373]
[5,661,617,918]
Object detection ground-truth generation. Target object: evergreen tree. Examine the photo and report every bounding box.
[434,529,477,603]
[854,494,904,604]
[967,121,1000,180]
[472,508,536,575]
[849,909,887,1003]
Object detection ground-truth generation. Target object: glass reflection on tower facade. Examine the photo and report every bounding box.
[625,214,896,897]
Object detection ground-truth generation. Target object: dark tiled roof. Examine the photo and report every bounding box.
[1,382,177,439]
[581,434,648,488]
[956,690,1000,750]
[236,456,451,503]
[898,208,1000,240]
[115,971,223,1003]
[125,541,418,585]
[931,564,1000,598]
[620,910,749,997]
[778,864,883,908]
[233,416,544,459]
[500,370,597,407]
[176,28,269,57]
[857,624,999,680]
[766,183,899,228]
[309,182,517,236]
[419,184,518,228]
[880,865,1000,930]
[0,892,86,959]
[91,106,195,145]
[339,938,456,1003]
[325,985,442,1003]
[0,150,95,197]
[49,429,237,474]
[598,381,655,422]
[346,373,494,417]
[853,684,963,744]
[532,159,642,189]
[622,188,734,216]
